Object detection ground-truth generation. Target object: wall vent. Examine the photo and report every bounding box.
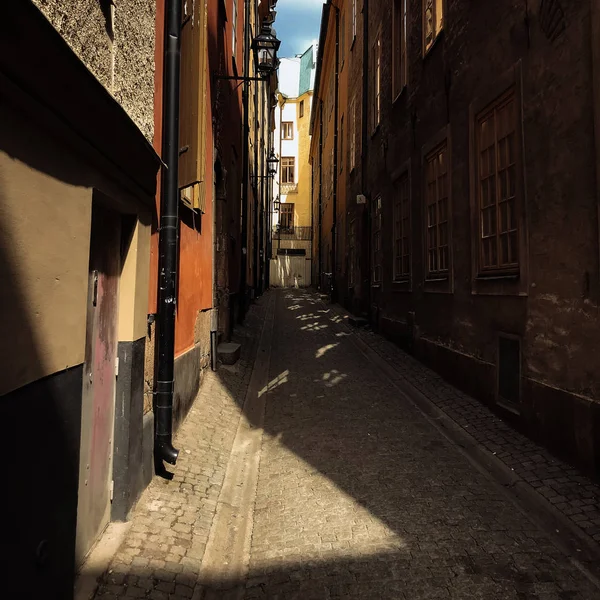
[498,335,521,409]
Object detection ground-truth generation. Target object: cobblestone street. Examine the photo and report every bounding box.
[94,289,600,599]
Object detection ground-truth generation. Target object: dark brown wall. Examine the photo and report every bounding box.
[318,0,600,470]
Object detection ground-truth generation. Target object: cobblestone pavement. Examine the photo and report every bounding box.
[243,289,599,599]
[93,298,267,600]
[323,300,600,548]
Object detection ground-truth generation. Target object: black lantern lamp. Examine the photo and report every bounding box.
[273,194,281,212]
[252,24,281,76]
[267,150,279,175]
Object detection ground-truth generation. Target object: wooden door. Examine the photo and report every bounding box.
[75,201,120,566]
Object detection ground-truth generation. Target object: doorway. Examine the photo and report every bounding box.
[75,199,121,566]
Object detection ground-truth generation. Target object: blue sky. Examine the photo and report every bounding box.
[274,0,324,59]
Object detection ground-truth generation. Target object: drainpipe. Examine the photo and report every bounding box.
[211,146,218,372]
[591,0,600,287]
[253,65,260,295]
[318,99,323,287]
[154,0,181,467]
[362,0,370,316]
[239,0,251,322]
[259,81,266,293]
[331,6,340,303]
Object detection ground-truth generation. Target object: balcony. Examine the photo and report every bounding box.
[273,225,312,240]
[280,182,298,194]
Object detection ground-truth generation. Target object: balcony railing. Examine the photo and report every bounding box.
[273,225,312,240]
[280,182,298,194]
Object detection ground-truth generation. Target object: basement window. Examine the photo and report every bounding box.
[497,334,521,411]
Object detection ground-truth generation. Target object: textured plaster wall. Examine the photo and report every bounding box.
[0,105,91,396]
[33,0,156,141]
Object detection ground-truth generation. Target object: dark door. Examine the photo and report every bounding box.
[76,200,120,566]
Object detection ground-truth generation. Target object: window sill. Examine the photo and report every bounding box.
[476,272,519,282]
[423,28,444,60]
[425,275,449,283]
[351,37,356,52]
[392,85,407,106]
[496,398,521,416]
[371,283,382,288]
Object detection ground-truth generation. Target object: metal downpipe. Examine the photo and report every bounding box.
[154,0,182,468]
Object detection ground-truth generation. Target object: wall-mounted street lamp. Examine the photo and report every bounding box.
[267,149,279,175]
[253,24,281,77]
[273,194,281,212]
[215,23,281,82]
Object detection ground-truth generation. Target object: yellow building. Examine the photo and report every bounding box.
[271,44,317,287]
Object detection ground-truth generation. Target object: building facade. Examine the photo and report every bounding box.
[1,1,159,596]
[271,45,317,288]
[311,0,600,472]
[1,1,278,597]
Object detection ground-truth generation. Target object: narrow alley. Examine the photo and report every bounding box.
[94,290,600,600]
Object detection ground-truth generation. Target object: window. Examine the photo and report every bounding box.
[340,115,344,172]
[340,12,346,62]
[282,122,293,140]
[350,100,356,170]
[423,0,444,53]
[352,0,357,41]
[424,142,449,276]
[393,172,410,280]
[232,0,238,58]
[299,100,305,118]
[281,157,295,184]
[330,147,334,196]
[372,196,382,283]
[371,34,381,131]
[280,203,294,229]
[393,0,408,98]
[476,89,518,273]
[348,219,356,286]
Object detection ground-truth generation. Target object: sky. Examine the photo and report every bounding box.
[274,0,325,59]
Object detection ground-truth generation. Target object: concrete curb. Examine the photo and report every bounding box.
[194,292,276,600]
[320,297,600,588]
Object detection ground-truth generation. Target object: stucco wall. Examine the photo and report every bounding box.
[118,219,152,343]
[32,0,156,141]
[0,93,153,397]
[0,112,91,396]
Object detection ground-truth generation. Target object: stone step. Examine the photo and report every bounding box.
[348,316,369,328]
[217,342,241,365]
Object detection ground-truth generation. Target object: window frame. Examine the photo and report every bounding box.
[340,114,345,173]
[299,100,305,118]
[421,126,453,293]
[281,121,294,140]
[280,203,295,230]
[371,32,382,133]
[281,156,296,184]
[232,0,238,60]
[348,218,356,288]
[423,0,445,56]
[475,88,519,275]
[392,163,411,284]
[372,195,383,285]
[469,61,527,297]
[393,0,408,101]
[340,11,346,66]
[350,99,357,171]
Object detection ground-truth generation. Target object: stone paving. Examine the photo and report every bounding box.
[93,288,600,599]
[93,299,267,600]
[243,290,599,599]
[323,299,600,548]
